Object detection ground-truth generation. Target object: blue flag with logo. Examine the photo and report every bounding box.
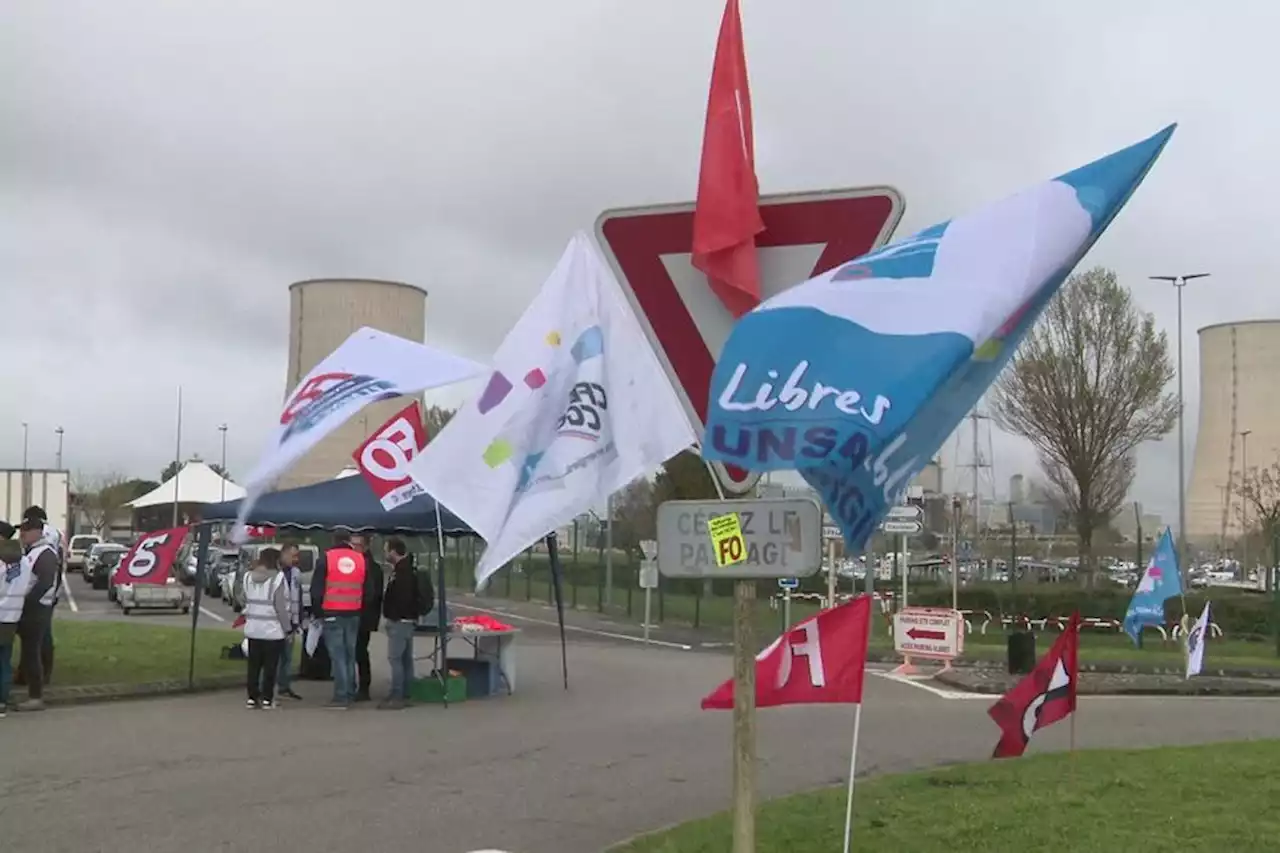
[1124,528,1182,643]
[700,125,1175,548]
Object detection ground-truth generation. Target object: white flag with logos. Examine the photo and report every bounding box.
[1185,601,1211,679]
[408,232,695,587]
[233,327,486,541]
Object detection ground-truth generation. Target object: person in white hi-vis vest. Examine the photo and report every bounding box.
[8,518,60,712]
[0,521,33,718]
[241,548,292,710]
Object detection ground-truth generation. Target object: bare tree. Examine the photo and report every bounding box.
[77,472,133,534]
[611,477,657,558]
[422,405,456,440]
[1235,455,1280,591]
[991,267,1177,586]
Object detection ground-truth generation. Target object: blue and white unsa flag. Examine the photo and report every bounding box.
[701,125,1176,549]
[1124,527,1183,643]
[407,232,695,587]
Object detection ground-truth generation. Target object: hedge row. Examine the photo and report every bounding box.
[907,585,1278,639]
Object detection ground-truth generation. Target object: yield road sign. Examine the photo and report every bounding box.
[886,505,922,520]
[881,519,922,534]
[595,187,905,497]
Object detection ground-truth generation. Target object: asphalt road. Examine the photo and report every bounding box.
[55,567,237,628]
[4,615,1280,853]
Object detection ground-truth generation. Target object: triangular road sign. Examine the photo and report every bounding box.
[595,186,905,494]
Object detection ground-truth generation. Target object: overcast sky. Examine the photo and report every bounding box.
[2,1,1273,523]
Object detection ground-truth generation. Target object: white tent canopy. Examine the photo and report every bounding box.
[127,460,246,508]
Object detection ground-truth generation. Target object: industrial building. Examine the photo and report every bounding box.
[1185,319,1280,546]
[278,278,428,489]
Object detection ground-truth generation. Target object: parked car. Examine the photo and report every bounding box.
[66,534,104,572]
[92,548,127,591]
[114,569,191,615]
[173,544,200,586]
[204,549,239,598]
[83,543,127,587]
[228,543,319,612]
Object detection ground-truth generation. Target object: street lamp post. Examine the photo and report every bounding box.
[54,426,64,470]
[21,422,28,470]
[1240,429,1251,578]
[218,424,229,502]
[1150,273,1211,581]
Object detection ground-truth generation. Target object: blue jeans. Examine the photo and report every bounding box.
[322,615,360,703]
[0,639,13,708]
[385,620,415,700]
[277,634,296,692]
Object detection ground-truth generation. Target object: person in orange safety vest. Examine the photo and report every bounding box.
[310,532,367,708]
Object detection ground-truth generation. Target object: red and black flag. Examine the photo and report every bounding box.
[987,612,1080,759]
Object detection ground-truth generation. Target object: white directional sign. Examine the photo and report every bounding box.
[886,505,922,520]
[893,607,965,660]
[656,498,823,579]
[638,562,659,589]
[881,519,922,534]
[822,525,842,541]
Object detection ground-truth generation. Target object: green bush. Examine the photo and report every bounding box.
[908,584,1275,639]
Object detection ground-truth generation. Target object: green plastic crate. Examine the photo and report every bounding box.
[409,673,467,704]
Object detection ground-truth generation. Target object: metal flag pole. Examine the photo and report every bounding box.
[171,386,184,528]
[841,702,865,853]
[432,498,451,700]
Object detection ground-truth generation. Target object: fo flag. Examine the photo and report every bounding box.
[354,400,429,510]
[700,127,1176,549]
[113,526,190,586]
[988,612,1080,759]
[702,595,871,709]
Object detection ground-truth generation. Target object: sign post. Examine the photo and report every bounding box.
[880,505,921,612]
[823,525,841,609]
[657,497,823,853]
[639,540,659,645]
[777,576,799,626]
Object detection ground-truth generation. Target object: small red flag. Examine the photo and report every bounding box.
[987,612,1080,759]
[233,614,246,629]
[691,0,765,320]
[701,596,872,709]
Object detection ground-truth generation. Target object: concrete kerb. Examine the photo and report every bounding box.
[934,668,1280,697]
[41,674,243,707]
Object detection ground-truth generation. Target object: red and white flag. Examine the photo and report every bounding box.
[701,595,872,709]
[988,611,1080,759]
[113,526,190,586]
[691,0,764,320]
[354,400,429,510]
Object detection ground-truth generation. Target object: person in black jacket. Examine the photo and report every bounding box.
[379,537,421,709]
[348,533,383,702]
[14,517,59,711]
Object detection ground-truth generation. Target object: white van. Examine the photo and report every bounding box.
[66,534,104,571]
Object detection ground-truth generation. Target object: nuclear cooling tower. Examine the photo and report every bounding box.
[1185,319,1280,545]
[279,278,427,490]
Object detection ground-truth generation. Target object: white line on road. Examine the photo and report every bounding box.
[872,671,991,700]
[452,602,694,650]
[59,571,79,613]
[198,606,227,623]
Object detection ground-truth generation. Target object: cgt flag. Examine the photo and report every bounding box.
[233,328,485,542]
[702,595,872,709]
[1124,527,1182,643]
[988,612,1080,759]
[353,400,429,511]
[113,526,190,586]
[700,126,1177,550]
[407,232,695,588]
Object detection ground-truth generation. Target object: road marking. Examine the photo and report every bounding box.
[59,571,79,613]
[199,606,227,623]
[452,603,694,650]
[871,671,990,700]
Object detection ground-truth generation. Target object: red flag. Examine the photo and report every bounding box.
[112,526,190,586]
[702,596,872,709]
[233,614,246,629]
[987,612,1080,759]
[691,0,765,320]
[352,400,428,511]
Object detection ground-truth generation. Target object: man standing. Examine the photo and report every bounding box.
[242,548,291,710]
[14,517,59,712]
[311,532,365,709]
[276,543,304,701]
[379,537,425,710]
[0,522,31,718]
[348,533,384,703]
[23,506,60,684]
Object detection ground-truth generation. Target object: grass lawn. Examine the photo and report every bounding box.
[459,574,1280,669]
[35,620,247,687]
[614,740,1280,852]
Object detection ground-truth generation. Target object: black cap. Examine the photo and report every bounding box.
[23,505,47,522]
[19,517,43,533]
[0,521,14,540]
